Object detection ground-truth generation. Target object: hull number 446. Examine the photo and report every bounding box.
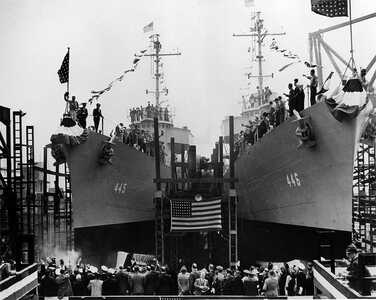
[286,173,301,188]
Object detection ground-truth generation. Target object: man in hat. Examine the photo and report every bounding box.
[189,263,200,294]
[284,83,296,117]
[177,265,190,295]
[205,264,215,291]
[304,69,318,106]
[304,262,314,295]
[144,264,160,295]
[55,269,73,299]
[346,243,362,292]
[129,265,145,295]
[157,266,172,295]
[243,269,259,296]
[77,103,88,129]
[93,103,103,133]
[87,272,103,296]
[294,79,305,112]
[212,266,225,295]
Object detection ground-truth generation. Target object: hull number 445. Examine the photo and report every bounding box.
[114,183,127,194]
[286,173,301,188]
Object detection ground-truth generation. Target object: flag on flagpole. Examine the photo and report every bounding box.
[311,0,348,17]
[170,197,222,232]
[245,0,255,7]
[57,50,69,84]
[143,22,153,33]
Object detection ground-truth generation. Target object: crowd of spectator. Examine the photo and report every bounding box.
[130,102,171,123]
[236,77,310,154]
[109,123,166,163]
[38,256,314,298]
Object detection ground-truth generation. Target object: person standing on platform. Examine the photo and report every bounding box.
[285,267,297,296]
[243,269,259,296]
[304,69,318,106]
[231,270,245,295]
[177,265,190,295]
[278,265,288,296]
[278,97,286,124]
[55,269,73,299]
[189,263,200,294]
[77,103,88,129]
[144,264,160,295]
[193,270,210,295]
[294,79,305,112]
[262,270,279,297]
[129,266,145,295]
[157,266,172,295]
[116,266,131,295]
[304,262,314,295]
[87,273,103,297]
[93,103,103,133]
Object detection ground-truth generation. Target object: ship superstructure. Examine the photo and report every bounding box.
[222,11,285,138]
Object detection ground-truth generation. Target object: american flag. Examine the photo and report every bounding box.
[143,22,153,33]
[57,50,69,84]
[170,198,222,232]
[311,0,348,18]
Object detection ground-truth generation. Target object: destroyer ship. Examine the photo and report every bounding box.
[222,12,376,262]
[51,35,193,265]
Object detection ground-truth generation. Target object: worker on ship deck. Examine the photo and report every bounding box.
[303,69,318,106]
[93,103,103,133]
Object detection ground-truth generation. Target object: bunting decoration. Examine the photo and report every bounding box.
[278,61,301,72]
[270,38,321,72]
[87,49,147,104]
[269,38,300,60]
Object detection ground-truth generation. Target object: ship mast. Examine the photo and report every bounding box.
[234,12,285,106]
[144,34,181,112]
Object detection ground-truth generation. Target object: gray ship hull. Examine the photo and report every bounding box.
[234,101,368,262]
[62,132,169,264]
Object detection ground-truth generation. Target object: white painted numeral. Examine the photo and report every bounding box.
[114,182,127,194]
[286,172,301,188]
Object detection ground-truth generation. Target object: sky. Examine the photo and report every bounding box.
[0,0,375,160]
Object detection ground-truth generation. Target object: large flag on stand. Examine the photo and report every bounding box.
[57,50,69,84]
[311,0,348,17]
[170,197,222,232]
[143,22,153,33]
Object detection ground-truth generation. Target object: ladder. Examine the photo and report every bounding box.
[12,111,24,234]
[26,125,35,235]
[64,163,73,251]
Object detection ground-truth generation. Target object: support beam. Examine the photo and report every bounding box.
[369,69,376,88]
[320,39,343,80]
[366,55,376,73]
[313,36,323,88]
[309,33,314,65]
[315,12,376,35]
[316,38,324,90]
[317,36,350,67]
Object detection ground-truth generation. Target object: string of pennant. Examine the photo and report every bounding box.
[270,38,318,73]
[87,49,148,104]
